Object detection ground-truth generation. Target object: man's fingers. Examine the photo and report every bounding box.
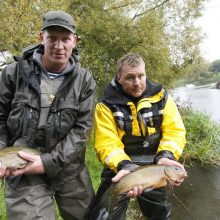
[18,151,35,162]
[0,166,7,178]
[112,170,129,183]
[138,185,144,195]
[127,186,143,198]
[11,169,25,176]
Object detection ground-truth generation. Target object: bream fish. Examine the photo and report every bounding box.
[109,165,188,212]
[0,146,41,170]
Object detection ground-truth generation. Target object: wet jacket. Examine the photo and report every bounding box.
[94,79,186,173]
[0,45,96,187]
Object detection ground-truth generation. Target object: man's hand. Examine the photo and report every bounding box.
[10,151,45,176]
[157,157,186,186]
[0,166,10,178]
[112,169,143,197]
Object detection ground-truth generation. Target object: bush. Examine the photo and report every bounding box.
[180,107,220,166]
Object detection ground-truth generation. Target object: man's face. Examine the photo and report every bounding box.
[117,62,146,97]
[40,26,77,72]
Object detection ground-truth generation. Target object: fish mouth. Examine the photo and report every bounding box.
[168,172,188,184]
[164,167,188,182]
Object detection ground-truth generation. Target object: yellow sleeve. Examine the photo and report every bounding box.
[94,103,131,172]
[158,95,186,160]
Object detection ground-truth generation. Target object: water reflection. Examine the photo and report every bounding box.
[171,165,220,220]
[172,83,220,123]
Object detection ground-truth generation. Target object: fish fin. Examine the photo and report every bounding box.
[167,179,174,190]
[143,187,155,193]
[108,192,128,213]
[118,192,128,202]
[164,179,174,197]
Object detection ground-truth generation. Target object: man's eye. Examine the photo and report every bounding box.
[48,36,55,41]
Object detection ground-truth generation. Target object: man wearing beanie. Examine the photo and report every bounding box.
[0,10,96,220]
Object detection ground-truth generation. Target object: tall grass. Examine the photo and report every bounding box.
[180,107,220,166]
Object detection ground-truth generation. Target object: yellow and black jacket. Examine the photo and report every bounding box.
[95,79,186,173]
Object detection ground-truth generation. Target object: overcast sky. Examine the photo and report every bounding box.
[197,0,220,62]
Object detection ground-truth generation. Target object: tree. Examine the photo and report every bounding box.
[0,0,69,54]
[0,0,207,88]
[208,59,220,73]
[68,0,207,88]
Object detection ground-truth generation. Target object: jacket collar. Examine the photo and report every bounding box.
[102,78,163,105]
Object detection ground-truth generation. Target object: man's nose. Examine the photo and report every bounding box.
[134,77,141,85]
[54,40,64,49]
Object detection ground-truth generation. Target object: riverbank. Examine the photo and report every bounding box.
[174,74,220,88]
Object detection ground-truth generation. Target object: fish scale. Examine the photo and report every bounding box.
[0,146,41,170]
[108,165,187,213]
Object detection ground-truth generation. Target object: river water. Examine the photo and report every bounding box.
[170,83,220,219]
[171,83,220,124]
[171,164,220,220]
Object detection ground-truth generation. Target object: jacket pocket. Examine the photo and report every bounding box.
[49,100,79,141]
[7,92,38,144]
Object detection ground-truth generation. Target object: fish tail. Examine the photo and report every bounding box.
[108,192,128,213]
[107,187,117,213]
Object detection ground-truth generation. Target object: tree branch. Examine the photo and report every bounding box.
[108,1,139,10]
[132,0,170,20]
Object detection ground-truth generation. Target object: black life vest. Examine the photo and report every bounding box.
[102,90,168,165]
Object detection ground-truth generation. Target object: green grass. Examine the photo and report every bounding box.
[180,107,220,166]
[0,184,6,220]
[1,108,220,219]
[86,135,103,191]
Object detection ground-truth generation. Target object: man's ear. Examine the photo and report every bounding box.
[116,73,120,81]
[73,35,78,48]
[70,34,77,49]
[39,31,44,45]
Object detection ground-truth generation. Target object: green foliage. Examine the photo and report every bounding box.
[180,107,220,166]
[0,0,207,88]
[0,0,69,55]
[208,59,220,73]
[173,58,212,86]
[68,0,206,88]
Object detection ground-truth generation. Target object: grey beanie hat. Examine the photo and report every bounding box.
[42,10,76,33]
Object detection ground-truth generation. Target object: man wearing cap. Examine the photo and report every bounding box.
[0,10,96,220]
